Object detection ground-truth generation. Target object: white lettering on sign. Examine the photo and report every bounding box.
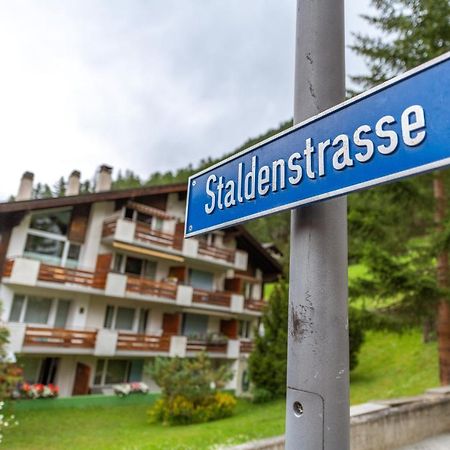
[204,104,427,215]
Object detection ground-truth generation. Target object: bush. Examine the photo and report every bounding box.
[149,392,236,425]
[252,388,274,404]
[148,352,236,425]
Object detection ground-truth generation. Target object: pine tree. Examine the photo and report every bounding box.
[248,281,289,399]
[351,0,450,384]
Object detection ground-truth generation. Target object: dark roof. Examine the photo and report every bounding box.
[0,183,187,213]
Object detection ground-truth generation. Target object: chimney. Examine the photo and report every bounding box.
[95,165,113,192]
[66,170,81,196]
[16,171,34,201]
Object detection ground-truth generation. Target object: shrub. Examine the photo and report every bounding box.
[149,392,236,425]
[148,352,236,425]
[252,388,274,404]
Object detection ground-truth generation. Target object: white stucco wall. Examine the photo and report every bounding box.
[80,201,115,270]
[166,193,186,220]
[6,214,31,258]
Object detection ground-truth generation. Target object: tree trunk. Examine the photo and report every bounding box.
[433,172,450,385]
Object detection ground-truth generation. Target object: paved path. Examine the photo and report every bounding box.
[398,433,450,449]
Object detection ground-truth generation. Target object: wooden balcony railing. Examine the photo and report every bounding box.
[2,259,13,278]
[240,340,254,353]
[186,339,227,353]
[192,289,231,308]
[135,222,183,250]
[197,240,235,263]
[24,326,97,348]
[102,217,184,250]
[126,275,177,300]
[116,332,170,352]
[38,264,107,289]
[244,298,266,312]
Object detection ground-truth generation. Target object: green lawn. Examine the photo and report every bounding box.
[3,329,439,450]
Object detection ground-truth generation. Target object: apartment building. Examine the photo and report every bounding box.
[0,166,282,397]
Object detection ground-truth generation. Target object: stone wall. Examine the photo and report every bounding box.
[228,387,450,450]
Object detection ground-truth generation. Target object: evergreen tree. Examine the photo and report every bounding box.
[248,281,289,399]
[351,0,450,383]
[53,177,66,197]
[249,281,365,400]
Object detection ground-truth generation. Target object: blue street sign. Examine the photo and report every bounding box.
[185,52,450,238]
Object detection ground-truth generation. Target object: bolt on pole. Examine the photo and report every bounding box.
[285,1,349,449]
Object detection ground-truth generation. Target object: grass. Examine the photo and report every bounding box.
[350,329,439,404]
[3,329,439,449]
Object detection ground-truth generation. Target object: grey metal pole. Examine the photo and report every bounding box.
[285,1,349,449]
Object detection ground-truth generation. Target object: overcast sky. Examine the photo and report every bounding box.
[0,0,376,200]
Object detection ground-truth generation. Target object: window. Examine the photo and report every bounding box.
[94,359,105,385]
[25,209,82,268]
[30,210,71,236]
[136,212,153,226]
[103,305,140,331]
[115,254,157,280]
[182,313,208,339]
[66,244,81,269]
[115,307,135,331]
[125,257,143,275]
[54,299,70,328]
[105,360,129,384]
[189,269,214,291]
[113,254,124,273]
[138,309,149,334]
[24,297,52,324]
[9,294,71,326]
[239,320,251,339]
[104,305,115,329]
[9,295,25,322]
[93,359,141,386]
[24,235,65,264]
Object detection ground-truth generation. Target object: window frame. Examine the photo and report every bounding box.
[24,208,83,268]
[8,294,72,327]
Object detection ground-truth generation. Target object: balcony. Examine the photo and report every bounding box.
[197,240,235,264]
[126,275,177,300]
[244,298,266,312]
[116,332,170,352]
[102,217,183,250]
[3,258,107,290]
[102,216,246,269]
[192,288,232,308]
[23,326,97,349]
[240,340,255,354]
[38,264,107,289]
[186,339,228,353]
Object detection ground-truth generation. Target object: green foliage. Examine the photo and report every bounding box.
[111,170,142,190]
[249,281,366,400]
[348,307,365,371]
[248,281,288,400]
[148,353,235,425]
[0,325,22,400]
[348,0,450,338]
[149,392,236,426]
[350,0,450,90]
